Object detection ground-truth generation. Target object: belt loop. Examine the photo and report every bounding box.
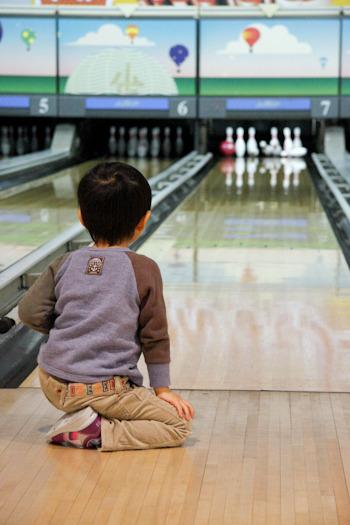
[113,376,128,393]
[115,376,122,392]
[121,376,129,391]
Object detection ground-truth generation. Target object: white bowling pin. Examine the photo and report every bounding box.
[31,125,39,152]
[175,127,184,157]
[270,127,281,156]
[247,127,259,157]
[117,126,126,157]
[292,146,307,157]
[150,127,160,158]
[44,126,51,149]
[280,146,307,158]
[137,127,149,158]
[163,127,171,158]
[75,135,81,153]
[235,127,246,158]
[16,126,25,156]
[1,126,10,158]
[226,126,234,143]
[9,126,15,155]
[108,126,117,156]
[293,127,302,149]
[23,127,29,153]
[127,127,138,158]
[283,127,293,155]
[259,140,274,156]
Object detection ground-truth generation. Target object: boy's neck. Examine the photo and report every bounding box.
[93,241,129,249]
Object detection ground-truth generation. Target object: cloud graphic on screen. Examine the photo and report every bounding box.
[66,23,155,47]
[218,24,312,55]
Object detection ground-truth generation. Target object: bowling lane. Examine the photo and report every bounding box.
[137,157,350,392]
[0,157,172,272]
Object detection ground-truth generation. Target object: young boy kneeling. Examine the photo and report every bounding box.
[19,162,194,451]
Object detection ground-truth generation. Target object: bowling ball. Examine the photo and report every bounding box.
[0,317,15,334]
[220,140,235,157]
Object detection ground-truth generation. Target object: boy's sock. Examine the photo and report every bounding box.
[46,406,101,449]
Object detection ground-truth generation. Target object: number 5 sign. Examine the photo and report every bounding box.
[30,96,57,117]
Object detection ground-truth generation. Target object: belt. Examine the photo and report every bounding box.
[66,377,128,398]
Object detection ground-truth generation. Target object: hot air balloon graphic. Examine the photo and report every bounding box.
[169,45,189,73]
[21,29,36,51]
[242,27,260,53]
[319,56,327,69]
[125,25,139,44]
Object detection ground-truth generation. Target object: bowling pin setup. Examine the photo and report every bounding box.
[220,126,307,191]
[0,125,51,159]
[108,125,184,159]
[220,126,307,159]
[261,126,307,157]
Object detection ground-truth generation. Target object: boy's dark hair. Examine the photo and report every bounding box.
[78,162,152,245]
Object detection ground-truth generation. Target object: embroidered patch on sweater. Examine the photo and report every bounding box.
[86,257,105,275]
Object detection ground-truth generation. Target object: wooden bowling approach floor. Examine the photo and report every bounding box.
[1,159,350,524]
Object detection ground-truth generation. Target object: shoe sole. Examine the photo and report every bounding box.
[46,406,98,441]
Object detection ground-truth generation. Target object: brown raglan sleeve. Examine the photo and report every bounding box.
[18,253,71,335]
[126,252,171,388]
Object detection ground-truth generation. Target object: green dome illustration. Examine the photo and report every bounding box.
[65,48,178,95]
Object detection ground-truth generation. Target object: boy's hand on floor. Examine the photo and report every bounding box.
[154,387,194,421]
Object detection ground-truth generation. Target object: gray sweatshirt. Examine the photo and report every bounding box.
[18,247,170,388]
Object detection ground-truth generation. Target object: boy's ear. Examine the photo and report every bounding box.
[136,210,152,233]
[78,208,85,227]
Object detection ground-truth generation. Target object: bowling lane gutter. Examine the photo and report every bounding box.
[309,153,350,270]
[0,124,78,192]
[0,151,214,388]
[0,151,86,193]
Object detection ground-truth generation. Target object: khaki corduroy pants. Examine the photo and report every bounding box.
[39,367,192,452]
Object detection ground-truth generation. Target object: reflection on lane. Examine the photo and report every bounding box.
[0,157,172,272]
[140,157,343,288]
[137,158,350,391]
